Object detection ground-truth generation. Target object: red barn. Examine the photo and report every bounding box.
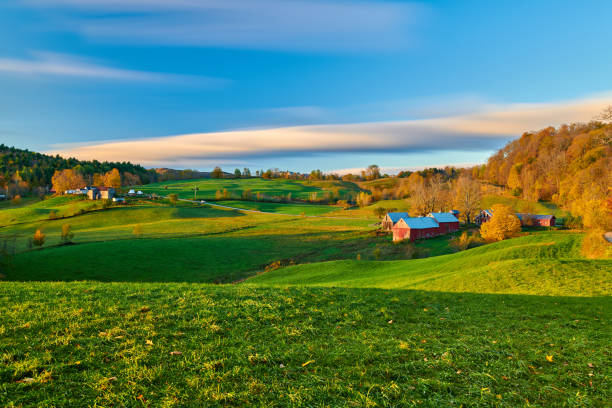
[428,212,460,234]
[392,217,440,242]
[528,214,556,226]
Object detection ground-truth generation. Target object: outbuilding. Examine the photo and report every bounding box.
[381,212,410,231]
[428,212,460,234]
[392,217,440,242]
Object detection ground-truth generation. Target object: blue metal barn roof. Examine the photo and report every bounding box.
[400,217,440,229]
[387,212,410,224]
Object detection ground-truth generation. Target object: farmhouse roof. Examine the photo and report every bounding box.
[428,212,459,223]
[531,214,555,220]
[483,209,493,217]
[386,212,410,224]
[397,217,439,229]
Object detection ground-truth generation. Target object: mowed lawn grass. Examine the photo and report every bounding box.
[134,178,362,201]
[248,231,612,297]
[1,282,609,407]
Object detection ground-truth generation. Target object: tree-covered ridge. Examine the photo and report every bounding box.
[0,144,156,195]
[476,122,611,229]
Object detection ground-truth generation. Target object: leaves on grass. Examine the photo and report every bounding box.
[146,339,154,346]
[170,351,182,355]
[302,360,315,367]
[546,355,554,362]
[140,306,151,313]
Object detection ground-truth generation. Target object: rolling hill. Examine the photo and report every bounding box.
[248,231,611,297]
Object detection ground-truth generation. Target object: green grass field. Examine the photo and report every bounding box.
[134,178,362,201]
[481,195,569,218]
[1,188,610,406]
[248,231,611,297]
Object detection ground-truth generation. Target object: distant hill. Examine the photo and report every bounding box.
[0,145,227,196]
[475,122,611,228]
[0,144,155,193]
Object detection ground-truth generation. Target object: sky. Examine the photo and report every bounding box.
[1,0,611,173]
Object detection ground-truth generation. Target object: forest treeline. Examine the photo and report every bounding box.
[474,121,611,229]
[0,145,211,196]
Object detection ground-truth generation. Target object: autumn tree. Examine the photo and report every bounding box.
[480,204,522,242]
[453,175,482,224]
[409,174,449,216]
[52,169,86,193]
[61,224,74,244]
[356,192,372,207]
[365,164,381,181]
[211,167,224,179]
[32,229,46,247]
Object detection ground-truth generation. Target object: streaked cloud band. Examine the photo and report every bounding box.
[50,94,611,169]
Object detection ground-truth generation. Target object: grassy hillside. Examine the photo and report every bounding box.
[481,195,569,218]
[1,282,609,407]
[214,200,339,216]
[134,178,362,201]
[248,231,612,297]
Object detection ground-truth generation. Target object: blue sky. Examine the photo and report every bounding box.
[1,0,611,173]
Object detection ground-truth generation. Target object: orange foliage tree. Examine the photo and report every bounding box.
[480,204,522,242]
[51,169,86,193]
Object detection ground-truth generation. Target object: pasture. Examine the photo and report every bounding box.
[1,188,610,407]
[133,178,363,201]
[1,282,609,407]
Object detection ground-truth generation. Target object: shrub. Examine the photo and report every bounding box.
[564,214,583,229]
[32,229,45,248]
[450,230,483,251]
[48,210,58,220]
[61,224,74,244]
[168,194,179,205]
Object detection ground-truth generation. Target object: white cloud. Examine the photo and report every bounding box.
[0,51,226,84]
[21,0,423,52]
[48,93,612,169]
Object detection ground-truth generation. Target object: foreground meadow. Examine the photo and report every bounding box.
[1,283,609,407]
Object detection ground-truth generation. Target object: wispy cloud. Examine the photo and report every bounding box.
[49,93,611,169]
[21,0,423,52]
[0,51,226,85]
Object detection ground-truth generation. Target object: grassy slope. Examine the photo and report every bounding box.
[134,178,362,201]
[481,195,569,218]
[214,200,338,216]
[248,231,612,297]
[1,283,609,407]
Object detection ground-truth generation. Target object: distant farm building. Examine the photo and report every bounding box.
[112,197,125,203]
[449,209,460,218]
[382,212,410,231]
[87,187,115,200]
[428,212,460,234]
[475,209,494,225]
[392,217,440,242]
[477,209,555,227]
[516,213,556,227]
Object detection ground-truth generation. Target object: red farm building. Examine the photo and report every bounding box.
[428,212,460,234]
[516,213,556,227]
[392,217,440,242]
[381,212,410,231]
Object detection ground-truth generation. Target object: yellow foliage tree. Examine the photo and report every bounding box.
[51,169,86,193]
[480,204,522,242]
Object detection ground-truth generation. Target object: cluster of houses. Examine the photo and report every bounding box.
[475,209,556,226]
[62,187,150,203]
[384,208,556,242]
[64,186,127,202]
[382,212,460,242]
